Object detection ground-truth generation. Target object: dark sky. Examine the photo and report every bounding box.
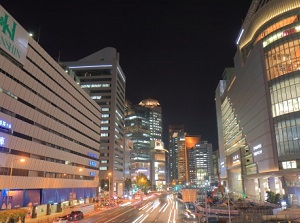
[1,0,252,148]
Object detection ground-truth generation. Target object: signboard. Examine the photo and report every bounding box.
[0,5,28,65]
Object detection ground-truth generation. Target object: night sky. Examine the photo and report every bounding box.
[1,0,252,148]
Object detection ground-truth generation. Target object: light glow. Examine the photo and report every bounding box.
[236,29,244,45]
[68,65,112,69]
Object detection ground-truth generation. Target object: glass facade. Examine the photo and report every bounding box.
[265,33,300,160]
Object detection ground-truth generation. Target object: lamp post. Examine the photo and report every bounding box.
[7,158,26,209]
[71,168,82,206]
[108,172,111,204]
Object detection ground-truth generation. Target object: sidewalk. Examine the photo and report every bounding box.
[25,200,132,223]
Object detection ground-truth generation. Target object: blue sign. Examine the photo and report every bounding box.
[88,152,98,159]
[90,172,95,176]
[0,120,11,129]
[89,161,97,167]
[0,136,5,146]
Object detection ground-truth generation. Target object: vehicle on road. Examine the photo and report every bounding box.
[67,211,84,221]
[53,215,68,223]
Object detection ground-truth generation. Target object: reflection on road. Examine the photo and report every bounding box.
[80,193,194,223]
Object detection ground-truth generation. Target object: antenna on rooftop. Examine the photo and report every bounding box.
[37,26,41,43]
[57,50,61,63]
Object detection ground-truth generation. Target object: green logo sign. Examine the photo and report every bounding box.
[0,13,16,41]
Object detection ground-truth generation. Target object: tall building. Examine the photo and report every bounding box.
[168,125,185,184]
[215,0,300,205]
[124,99,162,183]
[62,47,126,197]
[150,140,167,191]
[184,135,201,184]
[187,141,213,188]
[139,99,162,142]
[0,5,101,214]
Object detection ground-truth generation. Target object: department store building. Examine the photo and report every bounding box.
[0,5,101,215]
[215,0,300,205]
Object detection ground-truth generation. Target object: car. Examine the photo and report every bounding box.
[67,211,84,221]
[53,215,69,223]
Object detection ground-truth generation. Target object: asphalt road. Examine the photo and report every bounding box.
[76,193,200,223]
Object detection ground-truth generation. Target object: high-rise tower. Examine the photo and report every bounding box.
[63,47,126,197]
[124,99,162,182]
[168,125,185,184]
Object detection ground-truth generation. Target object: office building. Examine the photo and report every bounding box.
[168,125,185,185]
[215,0,300,205]
[62,47,126,197]
[139,99,162,142]
[0,5,101,214]
[187,141,213,188]
[150,140,167,191]
[124,99,162,182]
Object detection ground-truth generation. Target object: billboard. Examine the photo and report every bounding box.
[0,5,29,65]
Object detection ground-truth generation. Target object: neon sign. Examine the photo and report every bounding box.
[0,120,11,129]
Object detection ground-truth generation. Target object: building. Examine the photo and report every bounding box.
[168,125,185,185]
[187,141,213,188]
[150,140,167,191]
[124,99,162,183]
[215,0,300,205]
[139,99,162,142]
[62,47,126,197]
[0,5,101,215]
[182,135,201,184]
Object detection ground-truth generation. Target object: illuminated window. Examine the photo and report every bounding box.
[255,15,298,45]
[282,161,297,169]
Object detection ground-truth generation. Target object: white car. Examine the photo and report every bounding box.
[53,216,68,223]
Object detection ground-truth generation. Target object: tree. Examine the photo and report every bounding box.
[124,178,132,195]
[135,173,150,194]
[0,209,27,223]
[266,191,282,204]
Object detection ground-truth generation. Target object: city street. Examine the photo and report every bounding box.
[79,193,199,223]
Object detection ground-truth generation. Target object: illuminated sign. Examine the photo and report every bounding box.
[253,144,262,156]
[89,161,97,167]
[220,161,225,168]
[233,155,240,165]
[0,6,28,65]
[0,136,5,146]
[88,152,97,159]
[0,120,11,129]
[90,172,95,176]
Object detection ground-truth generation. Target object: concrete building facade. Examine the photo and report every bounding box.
[0,5,101,213]
[62,47,126,197]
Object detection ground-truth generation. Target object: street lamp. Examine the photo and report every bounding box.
[108,172,111,203]
[71,168,83,205]
[7,158,26,209]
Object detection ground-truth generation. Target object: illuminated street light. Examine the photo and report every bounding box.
[7,158,26,209]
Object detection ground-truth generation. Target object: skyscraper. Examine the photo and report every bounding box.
[124,99,162,182]
[168,125,185,185]
[187,141,213,188]
[215,0,300,205]
[62,47,126,197]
